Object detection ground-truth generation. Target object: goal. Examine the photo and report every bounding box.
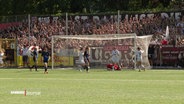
[51,33,152,69]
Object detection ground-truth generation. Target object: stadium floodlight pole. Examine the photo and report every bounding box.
[51,36,54,70]
[65,12,70,65]
[66,12,68,35]
[117,10,120,35]
[117,10,120,45]
[28,14,31,46]
[134,33,137,70]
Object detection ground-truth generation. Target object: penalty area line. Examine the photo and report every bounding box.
[1,78,184,82]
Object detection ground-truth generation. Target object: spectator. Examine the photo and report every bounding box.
[0,13,183,61]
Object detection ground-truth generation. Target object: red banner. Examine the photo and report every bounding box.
[161,45,184,64]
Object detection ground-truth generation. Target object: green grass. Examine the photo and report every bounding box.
[0,68,184,104]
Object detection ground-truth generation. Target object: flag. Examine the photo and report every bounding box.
[165,26,169,40]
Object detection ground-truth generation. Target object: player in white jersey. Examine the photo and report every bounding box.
[111,47,121,70]
[78,47,88,72]
[22,45,29,68]
[0,50,4,67]
[135,47,145,72]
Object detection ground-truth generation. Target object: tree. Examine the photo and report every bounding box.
[159,0,171,7]
[0,0,180,15]
[0,0,13,15]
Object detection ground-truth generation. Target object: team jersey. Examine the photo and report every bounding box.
[111,49,120,63]
[112,49,120,57]
[79,51,85,64]
[0,52,4,64]
[84,50,90,64]
[84,50,89,59]
[32,50,38,61]
[42,51,50,61]
[22,47,28,56]
[135,50,144,61]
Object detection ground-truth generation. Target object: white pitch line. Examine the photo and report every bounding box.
[0,78,184,82]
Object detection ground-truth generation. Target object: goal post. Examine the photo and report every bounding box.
[51,33,152,70]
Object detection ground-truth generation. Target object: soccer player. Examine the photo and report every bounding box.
[78,47,87,72]
[0,49,4,67]
[30,48,38,71]
[84,46,90,72]
[135,47,145,72]
[22,45,29,68]
[41,48,50,74]
[111,47,121,71]
[148,45,154,68]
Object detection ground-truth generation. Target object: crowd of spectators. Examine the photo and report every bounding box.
[0,13,183,52]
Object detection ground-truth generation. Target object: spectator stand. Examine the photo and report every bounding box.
[0,11,183,68]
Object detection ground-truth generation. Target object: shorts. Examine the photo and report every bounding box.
[136,61,142,66]
[79,60,85,64]
[111,57,120,64]
[43,59,49,63]
[23,55,28,63]
[84,58,90,64]
[43,58,49,63]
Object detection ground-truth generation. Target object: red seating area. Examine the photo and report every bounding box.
[0,22,21,30]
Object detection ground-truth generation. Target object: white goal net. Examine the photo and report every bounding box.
[51,33,152,69]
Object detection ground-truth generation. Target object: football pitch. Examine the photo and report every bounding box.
[0,68,184,104]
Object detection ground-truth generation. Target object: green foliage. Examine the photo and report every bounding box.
[0,0,180,15]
